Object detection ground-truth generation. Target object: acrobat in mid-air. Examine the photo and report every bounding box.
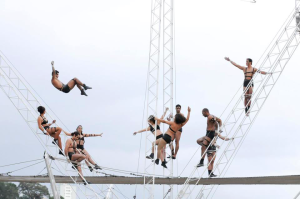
[51,61,92,96]
[224,57,271,116]
[154,107,191,168]
[133,107,169,160]
[63,125,103,172]
[64,131,90,185]
[37,106,63,155]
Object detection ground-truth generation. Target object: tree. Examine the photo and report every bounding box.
[49,196,64,199]
[18,182,49,199]
[0,182,19,199]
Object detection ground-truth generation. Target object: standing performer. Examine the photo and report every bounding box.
[64,131,89,185]
[197,132,233,176]
[154,107,191,168]
[168,104,184,159]
[224,57,271,115]
[133,107,169,159]
[51,61,92,96]
[64,125,103,172]
[37,106,63,155]
[196,108,222,167]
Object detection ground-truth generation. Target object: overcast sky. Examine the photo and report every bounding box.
[1,0,300,198]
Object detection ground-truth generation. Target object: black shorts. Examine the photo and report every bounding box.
[61,84,71,93]
[68,152,74,160]
[179,128,182,133]
[207,145,216,152]
[44,126,50,130]
[162,134,172,144]
[206,130,215,140]
[243,79,254,87]
[77,145,84,150]
[156,134,163,140]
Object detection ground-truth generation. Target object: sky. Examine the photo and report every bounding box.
[0,0,300,198]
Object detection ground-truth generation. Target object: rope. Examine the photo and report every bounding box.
[37,167,46,176]
[114,185,131,199]
[6,160,44,174]
[133,12,153,196]
[163,188,172,199]
[178,146,201,177]
[0,158,43,168]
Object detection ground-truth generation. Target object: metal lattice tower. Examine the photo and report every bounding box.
[176,1,300,198]
[144,0,163,198]
[163,0,174,198]
[144,0,176,198]
[0,53,102,199]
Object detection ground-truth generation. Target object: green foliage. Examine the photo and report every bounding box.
[0,182,19,199]
[18,182,49,199]
[49,196,64,199]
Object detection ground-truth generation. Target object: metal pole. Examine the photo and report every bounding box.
[44,153,59,199]
[105,184,113,199]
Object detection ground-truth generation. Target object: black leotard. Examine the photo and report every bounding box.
[156,134,163,140]
[243,68,255,87]
[169,126,176,133]
[149,124,160,133]
[77,134,85,150]
[41,115,49,130]
[206,130,215,140]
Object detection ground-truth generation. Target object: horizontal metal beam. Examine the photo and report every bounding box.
[1,175,300,185]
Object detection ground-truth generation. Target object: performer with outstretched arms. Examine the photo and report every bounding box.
[133,107,169,159]
[154,107,191,168]
[65,131,89,185]
[167,104,184,159]
[64,125,103,172]
[197,108,222,167]
[224,57,271,115]
[37,106,63,155]
[51,61,92,96]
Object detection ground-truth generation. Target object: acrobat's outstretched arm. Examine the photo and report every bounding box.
[63,130,72,136]
[218,134,233,141]
[157,107,169,125]
[155,117,172,125]
[83,133,103,137]
[161,107,169,119]
[51,61,56,79]
[255,68,272,75]
[182,106,191,126]
[225,57,245,71]
[133,127,150,135]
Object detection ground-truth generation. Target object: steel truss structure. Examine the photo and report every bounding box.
[144,0,162,198]
[144,0,176,198]
[176,1,300,198]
